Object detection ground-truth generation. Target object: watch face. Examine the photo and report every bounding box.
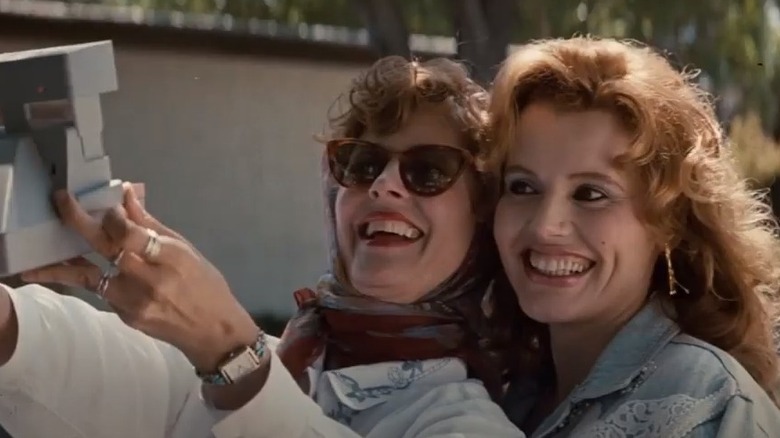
[222,347,262,383]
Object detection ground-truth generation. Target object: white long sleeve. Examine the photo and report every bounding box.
[0,283,203,438]
[0,283,524,437]
[214,351,525,438]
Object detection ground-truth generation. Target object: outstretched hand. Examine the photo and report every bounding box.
[21,184,259,374]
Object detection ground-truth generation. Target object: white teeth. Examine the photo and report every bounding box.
[365,220,422,239]
[529,251,591,276]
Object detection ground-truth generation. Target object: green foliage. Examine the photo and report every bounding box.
[523,1,779,134]
[70,0,780,177]
[729,112,780,184]
[400,0,452,35]
[86,0,780,133]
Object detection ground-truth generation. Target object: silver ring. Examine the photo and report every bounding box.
[142,228,161,260]
[97,250,124,298]
[96,272,111,298]
[111,249,126,266]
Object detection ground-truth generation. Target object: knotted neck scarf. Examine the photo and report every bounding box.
[275,155,511,400]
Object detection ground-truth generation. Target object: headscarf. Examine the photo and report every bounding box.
[276,154,513,399]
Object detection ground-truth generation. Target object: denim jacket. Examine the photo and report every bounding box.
[503,300,780,437]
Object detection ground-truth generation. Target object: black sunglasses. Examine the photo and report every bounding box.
[326,139,473,197]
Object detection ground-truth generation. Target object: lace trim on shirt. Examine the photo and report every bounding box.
[571,381,735,438]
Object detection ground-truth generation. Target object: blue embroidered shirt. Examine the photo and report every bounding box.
[503,300,780,437]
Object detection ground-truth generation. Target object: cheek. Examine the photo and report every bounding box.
[333,189,357,248]
[493,198,527,246]
[585,207,655,264]
[428,181,475,242]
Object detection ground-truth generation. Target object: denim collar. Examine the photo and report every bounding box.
[504,299,681,435]
[570,299,680,402]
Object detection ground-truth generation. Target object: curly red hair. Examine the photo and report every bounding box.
[489,37,780,398]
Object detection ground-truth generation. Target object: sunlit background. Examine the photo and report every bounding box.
[0,0,778,322]
[1,2,779,436]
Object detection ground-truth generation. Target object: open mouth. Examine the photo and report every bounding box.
[358,220,424,245]
[523,249,595,278]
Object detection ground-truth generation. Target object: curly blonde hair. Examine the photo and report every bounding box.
[489,37,780,397]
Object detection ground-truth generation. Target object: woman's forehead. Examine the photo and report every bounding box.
[361,105,464,151]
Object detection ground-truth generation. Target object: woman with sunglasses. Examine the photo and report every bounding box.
[490,37,780,436]
[0,57,524,437]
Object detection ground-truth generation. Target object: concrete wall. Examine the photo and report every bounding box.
[0,36,368,316]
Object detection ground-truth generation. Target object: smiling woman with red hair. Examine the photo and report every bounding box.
[490,36,780,436]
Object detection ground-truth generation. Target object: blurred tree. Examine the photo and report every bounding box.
[729,111,780,216]
[452,0,518,85]
[103,0,777,126]
[730,112,780,184]
[84,0,780,175]
[401,0,452,35]
[545,0,780,133]
[259,0,360,27]
[351,0,410,57]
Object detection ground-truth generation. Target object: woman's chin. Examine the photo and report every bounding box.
[516,291,584,325]
[350,277,431,304]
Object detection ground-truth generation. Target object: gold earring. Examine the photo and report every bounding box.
[665,244,677,296]
[665,244,688,296]
[481,282,495,318]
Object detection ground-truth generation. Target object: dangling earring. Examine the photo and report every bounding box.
[665,244,688,296]
[481,282,494,318]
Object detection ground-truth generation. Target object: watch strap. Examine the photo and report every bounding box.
[197,330,267,385]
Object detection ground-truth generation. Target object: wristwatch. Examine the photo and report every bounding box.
[197,330,267,385]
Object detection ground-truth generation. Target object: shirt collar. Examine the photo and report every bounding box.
[314,357,468,412]
[503,299,681,426]
[572,299,680,401]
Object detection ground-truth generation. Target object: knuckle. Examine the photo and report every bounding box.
[118,232,134,251]
[176,243,201,266]
[119,300,152,330]
[160,274,181,294]
[96,239,118,258]
[149,278,172,299]
[103,209,129,238]
[135,301,164,329]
